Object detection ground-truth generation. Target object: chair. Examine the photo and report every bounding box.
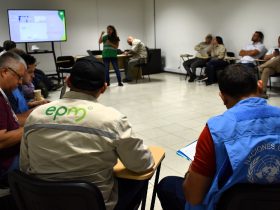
[59,83,67,99]
[135,46,151,83]
[56,56,75,84]
[8,170,106,210]
[216,183,280,210]
[225,51,236,64]
[268,72,280,90]
[195,65,206,79]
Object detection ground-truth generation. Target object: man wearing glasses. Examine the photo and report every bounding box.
[6,50,49,117]
[0,52,26,210]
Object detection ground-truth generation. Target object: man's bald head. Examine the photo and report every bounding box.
[127,36,134,46]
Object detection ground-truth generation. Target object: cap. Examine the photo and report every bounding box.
[70,56,105,91]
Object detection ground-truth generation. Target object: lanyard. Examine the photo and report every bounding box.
[0,88,18,122]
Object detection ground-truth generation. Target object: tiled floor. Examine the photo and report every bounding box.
[49,72,280,210]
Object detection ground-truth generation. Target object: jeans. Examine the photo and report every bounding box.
[183,58,208,76]
[103,57,122,84]
[205,59,229,84]
[157,176,185,210]
[241,62,256,69]
[114,178,147,210]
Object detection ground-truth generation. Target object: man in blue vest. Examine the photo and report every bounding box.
[157,64,280,210]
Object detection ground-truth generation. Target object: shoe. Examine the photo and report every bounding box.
[122,78,132,83]
[197,75,206,80]
[197,76,208,82]
[188,75,196,82]
[118,82,123,86]
[205,81,214,86]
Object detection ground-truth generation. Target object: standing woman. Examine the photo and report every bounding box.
[99,25,123,86]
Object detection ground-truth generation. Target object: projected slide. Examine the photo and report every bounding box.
[8,10,67,42]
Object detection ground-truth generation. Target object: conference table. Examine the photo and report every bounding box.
[95,54,130,70]
[75,54,130,70]
[75,54,144,80]
[114,146,165,210]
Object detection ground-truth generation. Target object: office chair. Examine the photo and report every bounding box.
[216,183,280,210]
[8,170,106,210]
[135,46,151,83]
[56,56,75,84]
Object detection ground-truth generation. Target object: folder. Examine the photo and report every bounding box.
[176,140,197,161]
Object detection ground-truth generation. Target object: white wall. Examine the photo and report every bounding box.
[143,0,156,49]
[155,0,280,73]
[0,0,147,73]
[1,0,280,74]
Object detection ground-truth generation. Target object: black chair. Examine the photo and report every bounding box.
[8,170,106,210]
[268,72,280,90]
[135,46,151,83]
[216,183,280,210]
[59,83,67,99]
[195,65,206,80]
[56,56,75,84]
[225,51,236,64]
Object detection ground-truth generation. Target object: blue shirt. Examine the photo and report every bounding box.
[8,87,29,114]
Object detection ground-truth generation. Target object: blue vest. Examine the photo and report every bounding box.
[185,97,280,210]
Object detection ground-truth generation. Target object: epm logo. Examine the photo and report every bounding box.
[45,106,87,122]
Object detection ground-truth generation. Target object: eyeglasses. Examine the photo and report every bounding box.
[6,67,23,81]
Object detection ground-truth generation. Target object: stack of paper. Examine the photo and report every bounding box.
[176,140,197,161]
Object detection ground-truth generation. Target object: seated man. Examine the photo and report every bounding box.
[20,56,155,210]
[0,52,26,209]
[258,35,280,99]
[6,50,49,125]
[183,34,212,82]
[157,64,280,210]
[123,36,147,82]
[239,31,266,68]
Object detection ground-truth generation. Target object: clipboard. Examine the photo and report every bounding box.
[176,140,197,161]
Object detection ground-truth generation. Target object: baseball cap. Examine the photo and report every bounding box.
[70,56,105,91]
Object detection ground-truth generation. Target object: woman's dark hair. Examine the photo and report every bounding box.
[215,36,224,45]
[107,25,120,44]
[218,64,257,99]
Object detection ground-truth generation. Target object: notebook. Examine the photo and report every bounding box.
[176,140,197,161]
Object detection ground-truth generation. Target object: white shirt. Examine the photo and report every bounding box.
[240,42,266,64]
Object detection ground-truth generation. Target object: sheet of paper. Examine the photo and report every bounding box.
[176,140,197,161]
